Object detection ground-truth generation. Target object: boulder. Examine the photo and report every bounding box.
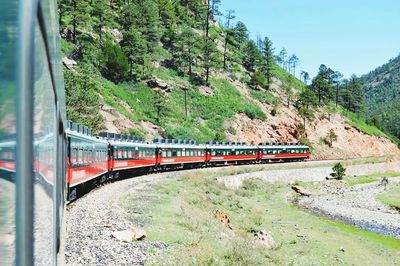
[112,230,135,242]
[111,29,123,42]
[63,57,77,70]
[131,227,147,240]
[112,228,147,242]
[147,78,171,92]
[291,185,312,197]
[254,230,276,249]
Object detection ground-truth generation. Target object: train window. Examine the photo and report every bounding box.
[177,150,181,157]
[72,148,77,164]
[81,149,85,163]
[167,150,172,157]
[172,150,177,157]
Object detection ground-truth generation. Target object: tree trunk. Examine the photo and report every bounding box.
[223,33,228,69]
[73,0,77,44]
[188,47,192,76]
[204,0,210,82]
[336,85,339,107]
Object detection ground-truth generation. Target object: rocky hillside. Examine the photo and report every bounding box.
[361,54,400,138]
[59,0,399,159]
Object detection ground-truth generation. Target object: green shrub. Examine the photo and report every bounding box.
[227,127,237,135]
[250,90,278,105]
[330,163,346,180]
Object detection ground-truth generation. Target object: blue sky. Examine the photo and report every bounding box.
[219,0,400,78]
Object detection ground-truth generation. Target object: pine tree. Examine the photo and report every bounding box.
[203,37,220,83]
[137,0,160,51]
[311,64,335,105]
[155,0,177,29]
[243,40,261,72]
[174,27,201,76]
[289,54,299,76]
[69,0,91,44]
[261,36,275,87]
[278,48,287,69]
[233,21,248,51]
[223,10,235,69]
[102,40,129,83]
[91,0,111,45]
[121,28,148,80]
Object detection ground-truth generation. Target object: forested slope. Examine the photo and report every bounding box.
[59,0,399,158]
[360,54,400,138]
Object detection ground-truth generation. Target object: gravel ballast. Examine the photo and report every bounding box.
[65,172,176,266]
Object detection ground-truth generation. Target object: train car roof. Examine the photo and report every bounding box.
[108,139,157,148]
[156,143,206,149]
[206,144,256,149]
[66,129,109,144]
[257,145,309,149]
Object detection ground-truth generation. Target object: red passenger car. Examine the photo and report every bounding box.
[154,139,207,170]
[206,142,258,165]
[66,124,109,201]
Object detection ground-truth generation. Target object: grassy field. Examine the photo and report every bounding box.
[345,171,400,186]
[377,184,400,209]
[121,169,400,265]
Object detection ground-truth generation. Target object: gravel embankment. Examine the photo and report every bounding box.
[298,179,400,238]
[65,172,177,266]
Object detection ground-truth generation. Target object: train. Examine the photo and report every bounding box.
[0,0,308,264]
[66,121,310,201]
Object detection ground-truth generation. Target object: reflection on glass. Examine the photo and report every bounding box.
[0,1,18,265]
[33,21,56,265]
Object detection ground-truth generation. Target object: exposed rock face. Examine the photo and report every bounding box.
[224,77,400,159]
